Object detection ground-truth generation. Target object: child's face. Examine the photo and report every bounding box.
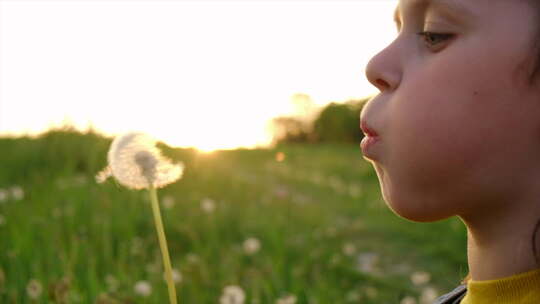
[361,0,540,222]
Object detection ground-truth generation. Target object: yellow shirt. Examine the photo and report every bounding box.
[460,268,540,304]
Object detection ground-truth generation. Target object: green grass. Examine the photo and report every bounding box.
[0,129,468,303]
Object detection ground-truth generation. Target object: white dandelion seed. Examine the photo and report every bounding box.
[400,296,417,304]
[342,242,356,256]
[345,290,361,302]
[275,294,297,304]
[96,132,184,189]
[26,279,43,300]
[163,268,182,284]
[201,198,216,213]
[410,271,431,286]
[356,252,379,274]
[243,237,261,255]
[0,189,8,203]
[162,195,176,209]
[134,280,152,297]
[10,186,24,201]
[364,286,378,299]
[220,285,246,304]
[420,286,438,304]
[105,274,119,292]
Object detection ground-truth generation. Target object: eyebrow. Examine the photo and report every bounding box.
[393,0,476,30]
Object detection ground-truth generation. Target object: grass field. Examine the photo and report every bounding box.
[0,129,468,303]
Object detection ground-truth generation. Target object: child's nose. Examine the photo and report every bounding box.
[365,41,401,92]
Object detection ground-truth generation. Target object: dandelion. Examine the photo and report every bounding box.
[0,189,7,203]
[400,296,417,304]
[26,279,43,300]
[342,242,356,256]
[219,285,245,304]
[201,198,216,213]
[410,271,431,286]
[356,252,379,274]
[364,286,378,299]
[163,268,182,284]
[105,274,119,292]
[345,290,361,302]
[10,185,24,200]
[134,280,152,297]
[96,132,183,304]
[419,287,438,304]
[163,195,176,209]
[276,294,297,304]
[243,237,261,255]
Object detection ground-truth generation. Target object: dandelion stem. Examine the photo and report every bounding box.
[148,184,178,304]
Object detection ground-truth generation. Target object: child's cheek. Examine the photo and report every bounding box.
[377,69,507,220]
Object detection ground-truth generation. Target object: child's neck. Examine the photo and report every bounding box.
[463,200,540,281]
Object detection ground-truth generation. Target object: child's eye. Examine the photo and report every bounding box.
[417,31,454,51]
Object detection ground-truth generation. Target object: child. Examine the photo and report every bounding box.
[360,0,540,303]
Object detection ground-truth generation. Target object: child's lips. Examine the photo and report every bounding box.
[360,135,380,160]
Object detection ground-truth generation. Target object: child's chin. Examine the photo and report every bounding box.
[385,197,452,223]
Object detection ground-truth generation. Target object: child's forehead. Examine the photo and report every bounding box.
[395,0,474,16]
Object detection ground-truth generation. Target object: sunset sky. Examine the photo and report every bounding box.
[0,0,398,151]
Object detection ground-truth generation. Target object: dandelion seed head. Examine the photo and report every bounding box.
[220,285,245,304]
[105,274,119,292]
[419,286,438,304]
[163,268,182,284]
[400,296,417,304]
[26,279,43,300]
[162,195,176,209]
[98,132,184,189]
[243,237,261,255]
[10,186,24,200]
[342,242,356,256]
[134,280,152,297]
[410,271,431,286]
[0,189,8,202]
[201,198,216,213]
[276,294,297,304]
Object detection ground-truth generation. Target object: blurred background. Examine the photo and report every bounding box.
[0,0,468,303]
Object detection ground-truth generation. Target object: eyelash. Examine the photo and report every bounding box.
[417,31,454,50]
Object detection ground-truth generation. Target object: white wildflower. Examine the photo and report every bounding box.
[345,290,361,302]
[276,294,297,304]
[220,285,245,304]
[243,237,261,255]
[10,186,24,200]
[420,286,438,304]
[163,268,182,284]
[342,242,356,256]
[162,195,176,209]
[26,279,43,300]
[356,252,379,274]
[364,286,378,299]
[105,274,119,292]
[134,280,152,297]
[410,271,431,286]
[96,132,184,189]
[0,189,8,203]
[186,253,200,264]
[400,296,417,304]
[201,197,216,213]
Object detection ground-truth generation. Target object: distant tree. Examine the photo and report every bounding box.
[270,116,312,144]
[312,98,370,143]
